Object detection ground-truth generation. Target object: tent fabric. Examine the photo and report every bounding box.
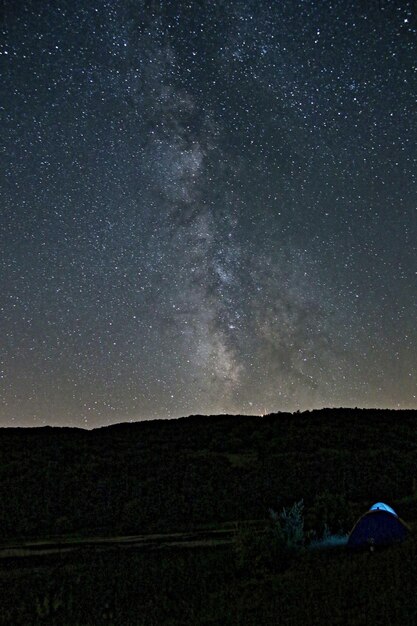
[369,502,397,516]
[348,507,409,548]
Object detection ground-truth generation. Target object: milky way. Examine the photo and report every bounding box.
[1,1,416,426]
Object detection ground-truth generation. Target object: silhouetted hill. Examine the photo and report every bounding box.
[0,408,416,539]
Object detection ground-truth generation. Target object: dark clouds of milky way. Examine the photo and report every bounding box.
[1,1,416,427]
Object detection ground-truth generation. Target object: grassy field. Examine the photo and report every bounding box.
[1,526,417,625]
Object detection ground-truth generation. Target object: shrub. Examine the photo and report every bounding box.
[234,500,305,574]
[272,499,305,549]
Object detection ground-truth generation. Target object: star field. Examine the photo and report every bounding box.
[1,1,416,427]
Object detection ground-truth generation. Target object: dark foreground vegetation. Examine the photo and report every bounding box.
[1,408,417,624]
[1,527,417,625]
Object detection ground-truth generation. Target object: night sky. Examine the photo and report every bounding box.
[2,1,416,427]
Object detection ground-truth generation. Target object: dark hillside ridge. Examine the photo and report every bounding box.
[0,408,416,540]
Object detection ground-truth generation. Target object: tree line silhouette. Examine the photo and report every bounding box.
[0,408,416,540]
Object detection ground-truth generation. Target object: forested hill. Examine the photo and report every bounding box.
[0,408,416,540]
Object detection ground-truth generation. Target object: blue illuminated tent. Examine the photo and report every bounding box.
[348,502,409,549]
[369,502,397,515]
